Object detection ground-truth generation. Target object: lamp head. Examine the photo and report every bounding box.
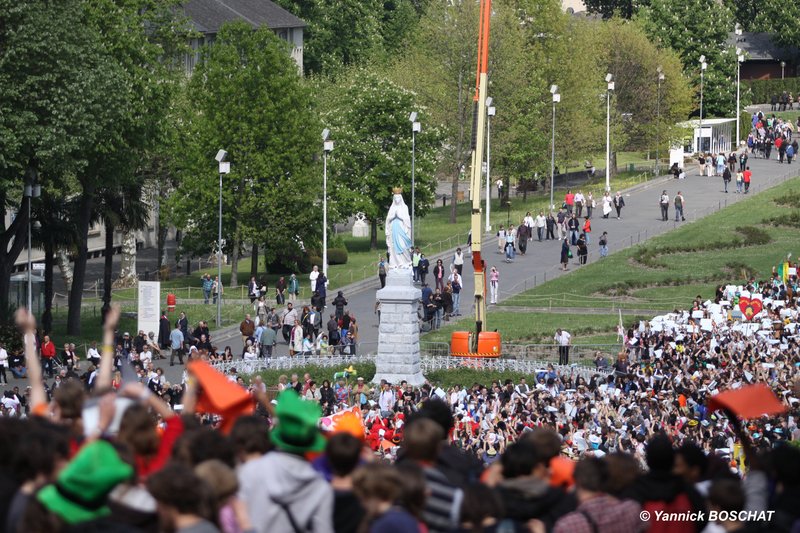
[699,55,706,63]
[487,106,496,117]
[550,84,558,94]
[782,60,786,67]
[215,149,228,163]
[735,23,742,36]
[485,97,493,107]
[605,73,613,82]
[322,128,330,141]
[552,93,560,103]
[409,112,418,122]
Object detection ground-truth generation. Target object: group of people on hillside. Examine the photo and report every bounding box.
[4,286,800,532]
[746,112,798,163]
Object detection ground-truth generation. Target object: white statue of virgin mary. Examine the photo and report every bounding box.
[385,187,413,269]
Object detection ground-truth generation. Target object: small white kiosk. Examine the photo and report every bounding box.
[679,118,737,154]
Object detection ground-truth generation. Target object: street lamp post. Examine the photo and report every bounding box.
[322,129,334,277]
[605,73,614,192]
[549,85,560,211]
[25,168,40,311]
[699,55,707,153]
[485,98,495,233]
[409,112,420,246]
[656,67,664,177]
[736,48,744,150]
[782,61,786,80]
[215,149,229,328]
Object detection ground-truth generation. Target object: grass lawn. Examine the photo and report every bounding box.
[423,311,643,345]
[503,176,800,311]
[47,301,251,350]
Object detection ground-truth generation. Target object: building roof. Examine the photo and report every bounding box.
[729,32,796,62]
[182,0,306,33]
[678,118,736,128]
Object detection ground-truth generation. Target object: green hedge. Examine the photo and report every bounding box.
[743,78,800,105]
[327,247,349,265]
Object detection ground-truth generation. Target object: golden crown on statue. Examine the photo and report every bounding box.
[392,187,403,194]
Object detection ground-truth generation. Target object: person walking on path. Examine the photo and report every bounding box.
[577,233,588,265]
[564,189,575,214]
[722,166,731,193]
[586,191,595,219]
[201,274,213,304]
[535,211,546,242]
[453,247,465,276]
[743,166,752,193]
[288,273,300,303]
[240,314,255,347]
[211,275,222,305]
[582,217,592,245]
[674,191,685,222]
[567,214,580,245]
[556,209,566,240]
[449,268,463,316]
[309,265,320,297]
[496,225,506,254]
[574,190,585,218]
[613,191,625,219]
[169,324,184,366]
[554,328,571,365]
[545,211,556,240]
[659,190,670,221]
[489,266,499,305]
[599,231,609,258]
[378,256,387,288]
[418,253,430,286]
[736,169,744,193]
[332,291,348,320]
[602,191,613,219]
[560,239,570,271]
[433,259,446,292]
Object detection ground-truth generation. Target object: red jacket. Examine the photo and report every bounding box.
[41,341,56,359]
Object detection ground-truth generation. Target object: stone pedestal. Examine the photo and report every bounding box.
[373,268,425,386]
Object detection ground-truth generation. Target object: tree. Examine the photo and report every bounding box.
[320,68,443,250]
[595,19,693,152]
[0,0,128,326]
[168,21,320,287]
[386,0,480,224]
[65,0,187,335]
[638,0,736,118]
[583,0,648,18]
[273,0,384,74]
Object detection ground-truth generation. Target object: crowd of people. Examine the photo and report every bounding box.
[745,111,798,163]
[2,286,800,532]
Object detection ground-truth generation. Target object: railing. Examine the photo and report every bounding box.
[210,353,613,382]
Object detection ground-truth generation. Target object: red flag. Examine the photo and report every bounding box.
[188,360,254,433]
[707,384,787,419]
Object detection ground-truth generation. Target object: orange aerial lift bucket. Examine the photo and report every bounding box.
[450,331,501,358]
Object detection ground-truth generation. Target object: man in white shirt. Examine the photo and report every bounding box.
[554,328,572,365]
[534,211,547,242]
[574,191,585,218]
[86,341,101,366]
[378,382,395,416]
[453,247,465,275]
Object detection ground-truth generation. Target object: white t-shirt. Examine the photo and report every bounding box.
[454,251,464,266]
[87,347,100,362]
[554,331,571,346]
[0,348,7,367]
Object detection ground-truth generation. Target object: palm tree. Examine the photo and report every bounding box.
[96,183,150,322]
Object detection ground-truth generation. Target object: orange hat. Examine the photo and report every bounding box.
[549,456,575,489]
[333,411,365,441]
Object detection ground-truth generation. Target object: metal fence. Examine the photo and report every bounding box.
[209,353,613,382]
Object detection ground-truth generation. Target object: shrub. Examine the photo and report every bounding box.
[0,324,23,355]
[327,248,349,265]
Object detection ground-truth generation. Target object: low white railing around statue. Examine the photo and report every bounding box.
[210,354,612,382]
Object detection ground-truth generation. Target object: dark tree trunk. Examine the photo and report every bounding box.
[67,186,95,335]
[250,243,258,278]
[370,218,378,250]
[101,217,114,323]
[229,224,240,289]
[42,240,54,333]
[0,192,30,324]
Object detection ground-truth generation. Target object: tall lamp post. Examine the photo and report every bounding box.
[322,129,334,277]
[782,61,786,80]
[485,98,495,233]
[605,73,614,192]
[409,112,420,246]
[699,55,707,153]
[656,67,664,176]
[549,85,560,211]
[736,48,744,150]
[214,149,230,328]
[25,168,40,311]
